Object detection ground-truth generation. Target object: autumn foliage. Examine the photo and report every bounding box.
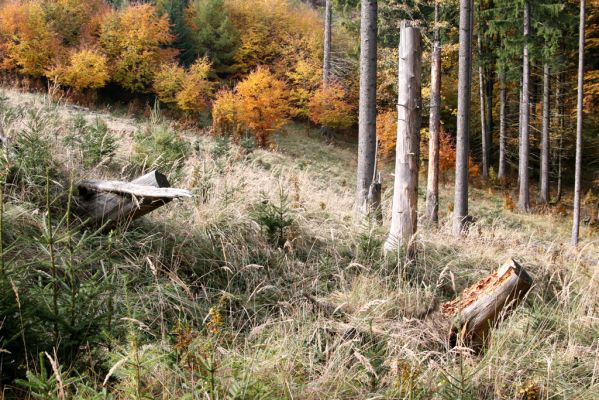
[50,49,109,90]
[309,82,354,130]
[212,67,289,146]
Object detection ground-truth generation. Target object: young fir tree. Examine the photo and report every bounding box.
[185,0,239,75]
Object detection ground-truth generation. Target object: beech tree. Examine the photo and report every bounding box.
[356,0,378,216]
[452,0,473,235]
[385,21,422,251]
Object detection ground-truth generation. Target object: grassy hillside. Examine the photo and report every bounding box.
[0,88,597,399]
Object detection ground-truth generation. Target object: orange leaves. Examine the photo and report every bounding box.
[99,4,175,92]
[176,58,214,112]
[212,67,290,146]
[309,82,355,130]
[376,111,398,159]
[236,67,290,145]
[0,1,62,77]
[50,49,109,90]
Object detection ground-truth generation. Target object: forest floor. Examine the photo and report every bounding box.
[0,87,598,399]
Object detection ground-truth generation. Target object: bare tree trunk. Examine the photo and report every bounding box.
[572,0,586,246]
[498,68,507,182]
[385,21,422,251]
[555,73,563,203]
[356,0,378,216]
[539,62,550,204]
[518,1,530,212]
[323,0,332,84]
[452,0,473,235]
[477,3,490,180]
[426,0,441,224]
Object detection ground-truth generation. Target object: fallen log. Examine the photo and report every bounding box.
[441,259,533,350]
[74,170,192,228]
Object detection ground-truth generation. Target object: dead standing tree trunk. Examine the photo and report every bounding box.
[425,0,441,224]
[498,69,507,183]
[385,21,422,252]
[74,170,192,229]
[477,3,490,180]
[442,259,533,350]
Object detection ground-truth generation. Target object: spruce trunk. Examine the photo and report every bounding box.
[572,0,585,246]
[477,4,490,180]
[385,21,422,251]
[426,0,441,224]
[498,69,507,182]
[539,63,550,204]
[452,0,473,235]
[518,1,531,212]
[356,0,378,216]
[323,0,332,84]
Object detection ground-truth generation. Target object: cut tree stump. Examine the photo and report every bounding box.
[441,259,533,350]
[74,170,192,229]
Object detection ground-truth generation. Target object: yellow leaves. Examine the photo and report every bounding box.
[212,67,290,146]
[99,4,175,92]
[376,111,398,159]
[0,1,62,77]
[176,58,214,113]
[309,82,355,130]
[154,63,186,104]
[212,89,240,136]
[50,49,109,90]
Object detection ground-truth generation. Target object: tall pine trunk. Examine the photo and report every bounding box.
[453,0,473,235]
[477,3,490,179]
[555,73,563,202]
[518,1,530,212]
[539,62,550,204]
[498,68,507,182]
[385,21,422,251]
[356,0,378,216]
[426,0,441,223]
[323,0,332,84]
[572,0,585,246]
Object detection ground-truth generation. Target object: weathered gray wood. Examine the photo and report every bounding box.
[426,0,441,224]
[498,69,507,182]
[385,20,422,251]
[442,259,533,349]
[452,0,473,235]
[572,0,585,246]
[74,171,190,228]
[477,2,490,180]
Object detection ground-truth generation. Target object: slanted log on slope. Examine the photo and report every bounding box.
[74,170,191,228]
[441,259,532,349]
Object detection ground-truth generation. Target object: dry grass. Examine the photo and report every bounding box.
[0,88,597,399]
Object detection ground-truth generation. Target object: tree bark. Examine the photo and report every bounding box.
[425,0,441,224]
[498,68,507,182]
[477,3,490,180]
[452,0,473,235]
[74,171,191,229]
[555,73,563,203]
[572,0,586,246]
[385,21,422,251]
[323,0,332,84]
[518,1,531,212]
[539,63,550,205]
[356,0,378,216]
[442,259,533,350]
